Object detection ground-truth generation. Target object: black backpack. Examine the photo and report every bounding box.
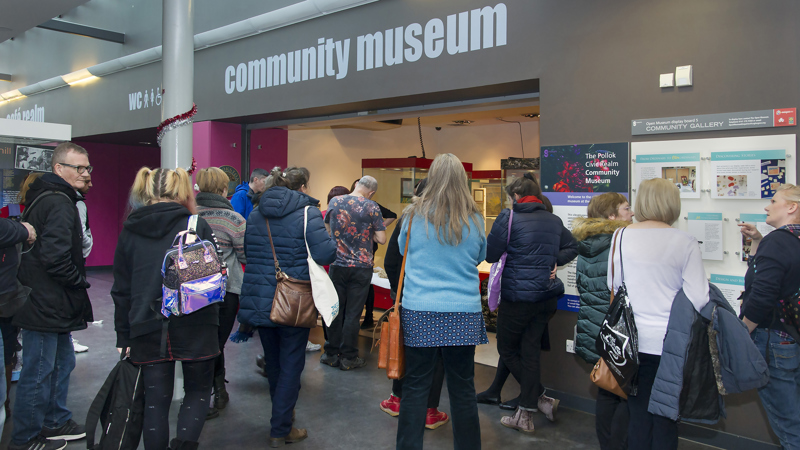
[85,349,144,450]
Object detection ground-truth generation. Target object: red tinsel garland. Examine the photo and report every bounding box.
[157,103,198,146]
[187,156,197,175]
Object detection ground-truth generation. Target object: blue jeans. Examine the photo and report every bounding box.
[259,326,310,438]
[12,330,75,445]
[397,345,481,450]
[752,328,800,450]
[0,331,5,442]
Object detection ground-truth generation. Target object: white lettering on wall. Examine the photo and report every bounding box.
[6,105,45,122]
[127,88,162,111]
[223,3,508,95]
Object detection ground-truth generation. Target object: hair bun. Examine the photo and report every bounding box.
[523,172,535,181]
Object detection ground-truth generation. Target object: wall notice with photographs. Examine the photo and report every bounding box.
[0,143,35,210]
[631,134,796,311]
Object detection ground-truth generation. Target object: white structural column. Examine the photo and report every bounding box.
[161,0,194,170]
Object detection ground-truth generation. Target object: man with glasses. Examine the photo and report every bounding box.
[10,142,94,450]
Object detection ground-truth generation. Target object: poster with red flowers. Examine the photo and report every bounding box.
[540,142,629,206]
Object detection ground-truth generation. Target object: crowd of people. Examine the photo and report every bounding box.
[0,143,796,450]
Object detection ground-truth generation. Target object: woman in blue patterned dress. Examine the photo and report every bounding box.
[395,153,487,450]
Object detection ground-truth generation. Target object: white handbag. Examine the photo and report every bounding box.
[304,206,340,326]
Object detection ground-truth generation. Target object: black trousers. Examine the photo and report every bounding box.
[596,387,629,450]
[392,348,445,409]
[326,266,372,360]
[496,298,557,410]
[214,292,239,380]
[364,285,375,322]
[141,359,215,450]
[627,354,678,450]
[397,345,481,450]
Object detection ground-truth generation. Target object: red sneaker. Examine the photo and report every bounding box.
[380,394,401,417]
[425,408,450,430]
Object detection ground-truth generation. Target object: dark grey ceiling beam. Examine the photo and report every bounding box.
[0,74,11,82]
[37,19,124,44]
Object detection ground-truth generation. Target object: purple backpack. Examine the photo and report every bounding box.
[487,210,513,312]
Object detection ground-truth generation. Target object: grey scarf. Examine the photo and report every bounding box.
[196,192,234,211]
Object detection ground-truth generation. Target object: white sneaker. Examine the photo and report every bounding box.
[305,341,321,352]
[72,338,88,353]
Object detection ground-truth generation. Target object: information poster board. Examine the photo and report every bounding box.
[711,150,786,199]
[687,212,723,260]
[541,142,630,312]
[710,274,745,315]
[631,134,795,290]
[635,153,700,198]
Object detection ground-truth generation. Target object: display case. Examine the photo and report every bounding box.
[362,157,472,310]
[470,170,503,234]
[501,157,541,209]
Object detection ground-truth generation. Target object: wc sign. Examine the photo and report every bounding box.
[128,88,162,110]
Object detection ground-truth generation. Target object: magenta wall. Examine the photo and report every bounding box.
[76,125,286,267]
[250,128,288,175]
[75,142,160,267]
[192,121,242,183]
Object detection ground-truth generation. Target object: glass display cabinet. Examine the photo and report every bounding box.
[470,170,503,235]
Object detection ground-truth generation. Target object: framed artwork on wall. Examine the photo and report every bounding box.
[473,188,485,202]
[401,178,414,199]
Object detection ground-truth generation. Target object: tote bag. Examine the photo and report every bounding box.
[595,227,639,396]
[487,210,513,311]
[304,206,339,327]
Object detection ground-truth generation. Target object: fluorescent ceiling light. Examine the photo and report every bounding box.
[62,68,98,86]
[0,89,25,102]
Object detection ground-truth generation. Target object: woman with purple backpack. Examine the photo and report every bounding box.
[484,174,577,434]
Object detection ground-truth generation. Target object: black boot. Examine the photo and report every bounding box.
[169,439,199,450]
[214,372,229,410]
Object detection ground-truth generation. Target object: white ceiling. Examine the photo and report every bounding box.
[0,0,91,43]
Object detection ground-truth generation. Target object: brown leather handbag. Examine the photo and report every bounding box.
[590,228,627,399]
[377,217,412,379]
[266,218,318,328]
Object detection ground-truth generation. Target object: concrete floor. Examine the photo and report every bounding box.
[1,270,716,449]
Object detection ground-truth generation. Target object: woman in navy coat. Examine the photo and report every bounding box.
[239,167,336,447]
[485,174,577,433]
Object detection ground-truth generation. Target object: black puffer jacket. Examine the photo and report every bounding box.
[111,202,218,347]
[14,173,93,332]
[0,219,29,296]
[486,201,578,303]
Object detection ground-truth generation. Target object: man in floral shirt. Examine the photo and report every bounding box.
[322,176,386,370]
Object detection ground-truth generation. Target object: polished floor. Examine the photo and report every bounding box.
[1,270,714,449]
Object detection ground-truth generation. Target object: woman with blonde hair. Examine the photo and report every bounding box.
[739,184,800,449]
[112,167,220,450]
[195,167,247,419]
[608,177,708,449]
[395,153,487,450]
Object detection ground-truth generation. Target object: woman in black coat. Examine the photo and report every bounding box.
[485,174,577,433]
[112,167,220,450]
